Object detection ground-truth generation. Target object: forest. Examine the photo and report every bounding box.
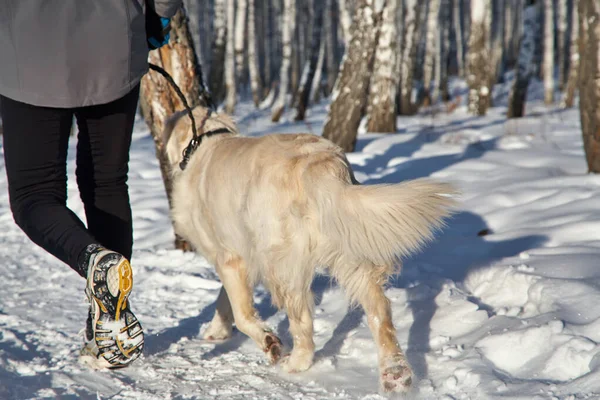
[140,0,599,172]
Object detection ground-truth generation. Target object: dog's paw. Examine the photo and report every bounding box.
[202,319,233,341]
[263,332,283,364]
[281,350,313,373]
[380,356,412,393]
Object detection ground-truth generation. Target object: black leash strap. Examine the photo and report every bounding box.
[148,63,219,171]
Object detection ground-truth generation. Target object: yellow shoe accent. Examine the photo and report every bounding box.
[115,260,133,321]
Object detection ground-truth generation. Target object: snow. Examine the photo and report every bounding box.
[2,77,600,399]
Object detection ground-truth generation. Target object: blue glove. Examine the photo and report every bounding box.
[146,14,171,50]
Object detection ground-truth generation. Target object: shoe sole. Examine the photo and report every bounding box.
[88,253,144,368]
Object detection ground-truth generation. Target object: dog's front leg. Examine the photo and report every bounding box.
[203,287,234,340]
[215,255,283,363]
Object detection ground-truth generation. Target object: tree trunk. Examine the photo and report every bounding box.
[311,27,327,103]
[398,0,421,115]
[139,6,202,251]
[437,0,451,101]
[325,0,339,95]
[423,0,441,103]
[234,0,248,84]
[507,0,542,118]
[453,0,465,77]
[557,0,569,90]
[563,0,580,108]
[338,0,353,46]
[322,0,384,152]
[503,0,515,69]
[272,0,297,122]
[466,0,492,115]
[224,0,236,114]
[578,0,600,172]
[209,0,227,105]
[295,0,325,121]
[248,0,263,107]
[490,0,506,88]
[543,0,555,104]
[366,0,399,133]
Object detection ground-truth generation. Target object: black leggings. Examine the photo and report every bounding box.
[0,86,139,277]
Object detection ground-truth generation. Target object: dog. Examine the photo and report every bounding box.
[162,106,457,393]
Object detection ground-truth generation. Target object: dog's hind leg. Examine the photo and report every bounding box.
[334,262,413,393]
[203,287,234,340]
[215,254,283,363]
[280,290,315,373]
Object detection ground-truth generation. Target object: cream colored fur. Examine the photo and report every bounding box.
[163,107,458,393]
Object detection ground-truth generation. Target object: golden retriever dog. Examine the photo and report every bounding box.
[162,106,457,393]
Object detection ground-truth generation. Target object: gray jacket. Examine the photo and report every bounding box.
[0,0,182,108]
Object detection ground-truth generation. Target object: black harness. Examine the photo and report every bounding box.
[148,63,231,171]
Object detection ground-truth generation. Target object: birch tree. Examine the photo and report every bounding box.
[325,0,340,94]
[563,0,580,108]
[490,0,506,88]
[466,0,492,115]
[296,0,326,121]
[557,0,569,89]
[209,0,227,105]
[225,0,237,113]
[453,0,465,77]
[436,0,451,101]
[140,6,205,250]
[507,0,542,118]
[272,0,297,122]
[322,0,384,152]
[338,0,354,45]
[366,0,399,133]
[543,0,554,104]
[423,0,441,104]
[234,0,248,83]
[398,0,421,115]
[248,0,263,107]
[578,0,600,172]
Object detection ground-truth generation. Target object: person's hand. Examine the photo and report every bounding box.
[146,12,171,50]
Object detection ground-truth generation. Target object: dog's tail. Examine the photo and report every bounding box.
[323,179,458,266]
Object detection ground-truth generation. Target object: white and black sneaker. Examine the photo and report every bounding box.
[83,248,144,368]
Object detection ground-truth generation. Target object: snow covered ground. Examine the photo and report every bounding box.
[2,78,600,400]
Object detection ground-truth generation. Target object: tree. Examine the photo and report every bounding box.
[295,0,326,121]
[423,0,441,104]
[563,0,580,108]
[338,0,353,46]
[466,0,492,115]
[398,0,421,115]
[209,0,227,105]
[366,0,399,133]
[578,0,600,172]
[224,0,236,114]
[452,0,465,77]
[322,0,384,152]
[542,0,554,104]
[139,6,205,250]
[248,0,264,107]
[435,0,451,102]
[557,0,569,90]
[234,0,248,83]
[271,0,297,122]
[507,0,542,118]
[325,0,340,94]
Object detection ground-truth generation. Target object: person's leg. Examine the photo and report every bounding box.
[73,86,144,368]
[73,85,140,260]
[0,95,98,276]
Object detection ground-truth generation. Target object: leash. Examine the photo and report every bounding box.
[148,63,221,171]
